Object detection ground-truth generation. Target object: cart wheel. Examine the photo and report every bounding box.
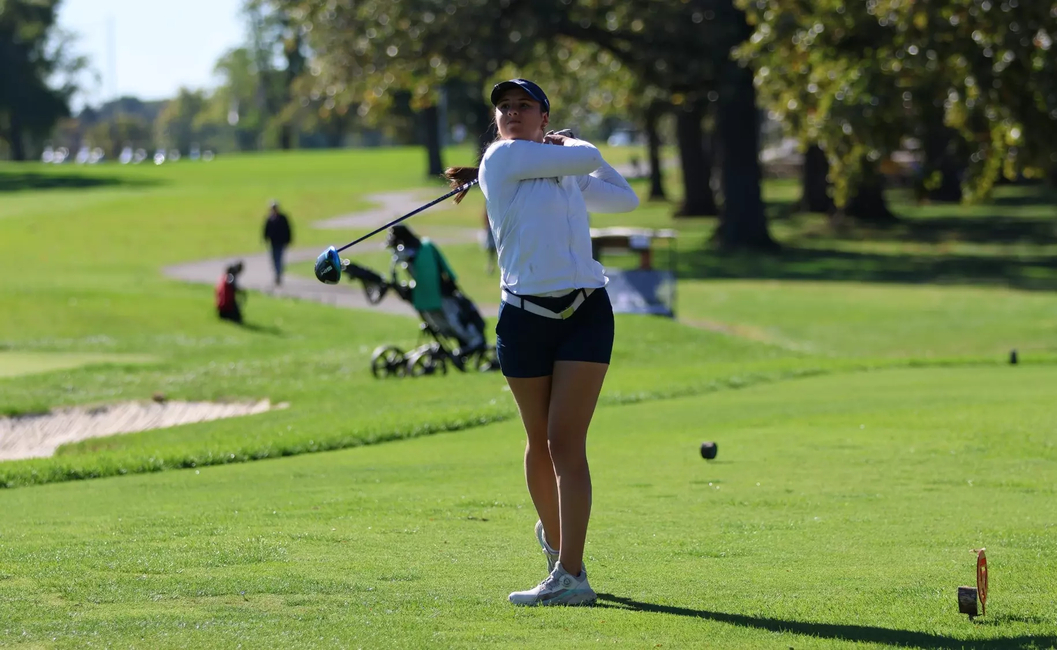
[407,351,433,377]
[371,345,405,379]
[409,349,449,377]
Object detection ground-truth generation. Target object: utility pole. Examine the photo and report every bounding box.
[107,15,117,100]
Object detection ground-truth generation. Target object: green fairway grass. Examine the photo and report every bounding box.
[291,180,1057,360]
[1,149,1056,646]
[2,150,1056,484]
[0,351,156,379]
[292,239,1057,360]
[1,366,1055,648]
[0,311,818,488]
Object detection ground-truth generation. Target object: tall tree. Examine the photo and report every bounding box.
[526,0,775,248]
[800,143,835,214]
[243,0,308,149]
[277,0,777,248]
[86,113,152,159]
[714,33,773,248]
[673,97,718,216]
[644,99,670,201]
[154,88,208,154]
[0,0,85,160]
[204,47,268,151]
[936,0,1057,199]
[276,0,447,171]
[737,0,1057,218]
[736,0,908,221]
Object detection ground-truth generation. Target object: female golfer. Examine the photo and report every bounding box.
[446,78,638,605]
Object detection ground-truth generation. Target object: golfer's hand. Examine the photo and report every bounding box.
[544,129,575,146]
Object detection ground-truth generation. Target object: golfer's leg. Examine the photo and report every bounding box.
[506,376,561,551]
[548,360,609,577]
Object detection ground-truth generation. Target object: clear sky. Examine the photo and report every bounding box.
[57,0,246,109]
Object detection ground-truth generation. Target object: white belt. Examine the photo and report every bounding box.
[502,288,594,320]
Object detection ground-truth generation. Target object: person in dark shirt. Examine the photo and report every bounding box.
[262,200,293,286]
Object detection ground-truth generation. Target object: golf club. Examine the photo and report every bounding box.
[314,178,479,284]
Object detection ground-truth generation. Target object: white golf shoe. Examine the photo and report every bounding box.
[508,562,597,606]
[535,520,560,574]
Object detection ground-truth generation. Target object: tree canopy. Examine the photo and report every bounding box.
[0,0,86,160]
[736,0,1057,208]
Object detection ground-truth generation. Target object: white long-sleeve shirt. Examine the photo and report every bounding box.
[479,137,639,297]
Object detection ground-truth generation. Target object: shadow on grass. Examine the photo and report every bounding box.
[677,245,1057,291]
[859,190,1057,246]
[234,321,285,337]
[668,183,1057,290]
[0,171,163,193]
[893,216,1057,246]
[595,593,1054,650]
[990,186,1057,208]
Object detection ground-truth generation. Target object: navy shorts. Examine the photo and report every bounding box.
[495,287,615,378]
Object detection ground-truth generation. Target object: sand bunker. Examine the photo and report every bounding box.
[0,399,285,461]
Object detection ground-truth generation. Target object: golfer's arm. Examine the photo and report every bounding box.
[488,139,604,181]
[577,161,640,213]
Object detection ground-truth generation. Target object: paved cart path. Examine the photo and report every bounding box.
[162,190,496,318]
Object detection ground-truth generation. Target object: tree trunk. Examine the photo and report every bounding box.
[845,159,898,223]
[674,100,718,216]
[279,124,293,151]
[326,116,345,148]
[645,100,667,201]
[9,111,25,161]
[466,79,496,163]
[919,114,963,202]
[422,104,444,177]
[714,60,777,250]
[800,143,834,214]
[710,114,725,206]
[108,121,120,160]
[933,156,963,201]
[1,39,25,161]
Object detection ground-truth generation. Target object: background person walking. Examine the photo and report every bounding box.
[262,200,293,286]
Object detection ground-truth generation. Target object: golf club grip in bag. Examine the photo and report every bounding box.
[343,261,390,304]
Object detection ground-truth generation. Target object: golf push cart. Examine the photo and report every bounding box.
[319,224,500,379]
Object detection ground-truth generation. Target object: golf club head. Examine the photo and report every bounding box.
[314,246,343,284]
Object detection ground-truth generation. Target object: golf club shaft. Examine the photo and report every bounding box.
[336,179,479,253]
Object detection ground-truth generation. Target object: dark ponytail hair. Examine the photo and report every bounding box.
[443,117,503,204]
[442,166,479,204]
